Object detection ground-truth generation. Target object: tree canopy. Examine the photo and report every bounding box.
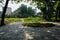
[15,4,36,18]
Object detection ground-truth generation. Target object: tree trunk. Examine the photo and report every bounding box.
[55,9,58,21]
[0,0,9,26]
[55,12,57,21]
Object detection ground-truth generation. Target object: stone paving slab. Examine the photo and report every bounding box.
[0,22,60,40]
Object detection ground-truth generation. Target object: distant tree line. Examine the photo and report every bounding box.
[5,4,36,18]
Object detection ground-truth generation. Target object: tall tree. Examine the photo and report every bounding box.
[0,0,9,26]
[16,4,35,17]
[54,0,60,21]
[0,0,22,26]
[31,0,56,21]
[17,4,28,17]
[27,7,35,17]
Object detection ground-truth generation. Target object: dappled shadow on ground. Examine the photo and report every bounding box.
[23,26,60,40]
[0,22,60,40]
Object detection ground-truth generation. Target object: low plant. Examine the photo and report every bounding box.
[23,22,55,27]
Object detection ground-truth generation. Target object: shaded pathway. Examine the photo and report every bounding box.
[0,22,60,40]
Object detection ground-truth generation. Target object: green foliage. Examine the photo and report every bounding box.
[20,4,27,14]
[23,17,46,23]
[51,17,60,21]
[54,1,60,9]
[23,22,55,27]
[0,18,21,24]
[15,4,36,18]
[32,0,60,21]
[0,17,46,25]
[27,7,35,16]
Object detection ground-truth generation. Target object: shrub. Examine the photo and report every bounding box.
[23,23,55,27]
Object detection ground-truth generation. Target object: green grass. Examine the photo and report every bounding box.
[0,18,22,24]
[23,17,47,23]
[0,17,59,27]
[51,17,60,21]
[0,17,60,25]
[0,17,46,25]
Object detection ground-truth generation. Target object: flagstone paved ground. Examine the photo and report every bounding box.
[0,22,60,40]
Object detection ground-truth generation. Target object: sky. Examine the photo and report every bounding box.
[0,0,41,13]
